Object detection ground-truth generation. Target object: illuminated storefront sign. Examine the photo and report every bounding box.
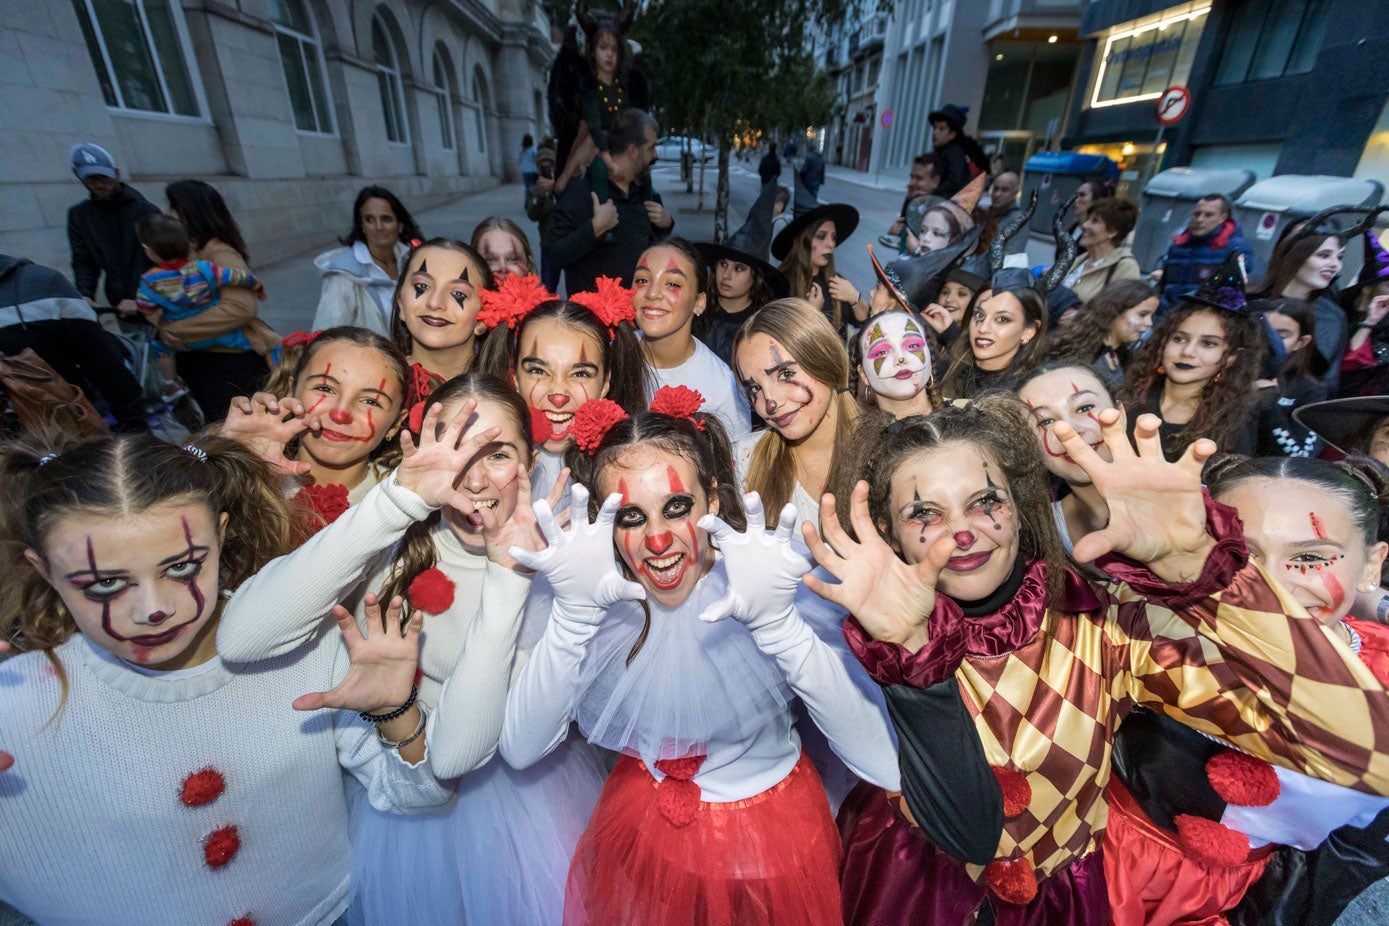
[1090,7,1209,108]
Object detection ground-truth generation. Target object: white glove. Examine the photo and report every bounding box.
[697,493,813,630]
[509,483,646,616]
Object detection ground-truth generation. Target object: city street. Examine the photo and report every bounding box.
[254,157,910,336]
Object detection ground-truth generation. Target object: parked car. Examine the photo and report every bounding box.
[654,135,713,163]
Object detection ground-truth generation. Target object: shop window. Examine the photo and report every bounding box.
[1214,0,1329,85]
[372,15,409,144]
[270,0,334,134]
[1089,7,1209,108]
[71,0,202,117]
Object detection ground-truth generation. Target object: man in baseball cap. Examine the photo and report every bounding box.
[66,142,160,312]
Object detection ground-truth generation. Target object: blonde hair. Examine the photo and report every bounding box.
[732,298,859,526]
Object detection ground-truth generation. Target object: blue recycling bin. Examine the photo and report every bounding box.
[1020,152,1121,236]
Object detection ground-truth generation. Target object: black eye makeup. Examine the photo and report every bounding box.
[662,496,695,521]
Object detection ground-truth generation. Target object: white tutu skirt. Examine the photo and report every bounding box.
[345,730,607,925]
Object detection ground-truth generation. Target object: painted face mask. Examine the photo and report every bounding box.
[861,311,931,401]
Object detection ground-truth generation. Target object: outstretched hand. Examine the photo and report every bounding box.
[397,400,502,510]
[472,463,567,572]
[221,392,316,476]
[293,594,422,715]
[801,482,956,651]
[1052,408,1216,583]
[508,484,645,613]
[697,494,812,628]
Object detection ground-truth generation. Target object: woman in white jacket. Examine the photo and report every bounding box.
[312,187,422,335]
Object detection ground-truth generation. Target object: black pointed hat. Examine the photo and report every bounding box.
[868,224,984,314]
[696,181,790,298]
[1182,250,1248,312]
[1354,229,1389,292]
[771,203,860,262]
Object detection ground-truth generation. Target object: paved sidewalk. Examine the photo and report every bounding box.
[255,162,766,336]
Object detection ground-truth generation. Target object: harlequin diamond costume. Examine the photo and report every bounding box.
[837,497,1389,925]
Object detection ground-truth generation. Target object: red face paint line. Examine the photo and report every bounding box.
[306,362,332,414]
[1310,512,1328,541]
[665,257,681,273]
[666,465,686,495]
[617,478,630,506]
[1312,570,1347,620]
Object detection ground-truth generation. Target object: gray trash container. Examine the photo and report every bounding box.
[1133,167,1257,273]
[1232,175,1385,273]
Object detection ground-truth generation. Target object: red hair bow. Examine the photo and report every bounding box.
[477,274,555,330]
[571,398,629,455]
[570,276,636,333]
[648,385,706,429]
[280,330,322,349]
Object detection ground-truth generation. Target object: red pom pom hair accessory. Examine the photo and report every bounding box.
[408,567,456,615]
[280,330,322,349]
[571,398,629,455]
[293,483,351,536]
[529,405,555,444]
[570,276,637,335]
[648,385,706,429]
[477,273,555,331]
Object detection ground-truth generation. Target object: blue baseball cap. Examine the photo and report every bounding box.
[70,143,118,180]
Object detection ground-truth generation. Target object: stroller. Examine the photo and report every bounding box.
[99,311,206,441]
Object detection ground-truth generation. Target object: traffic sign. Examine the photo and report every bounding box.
[1155,86,1191,125]
[880,109,894,129]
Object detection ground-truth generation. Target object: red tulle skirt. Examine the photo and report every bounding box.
[1103,778,1272,926]
[563,752,843,926]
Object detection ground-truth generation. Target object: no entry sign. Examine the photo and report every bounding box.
[880,109,894,129]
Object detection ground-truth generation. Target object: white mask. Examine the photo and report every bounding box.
[860,311,931,400]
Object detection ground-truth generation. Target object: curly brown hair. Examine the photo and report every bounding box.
[0,431,294,708]
[854,394,1068,604]
[1120,304,1266,457]
[1044,279,1157,363]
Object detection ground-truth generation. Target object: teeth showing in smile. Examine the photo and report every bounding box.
[545,411,573,422]
[645,553,684,583]
[472,499,498,509]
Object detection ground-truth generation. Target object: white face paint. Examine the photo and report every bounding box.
[860,311,931,400]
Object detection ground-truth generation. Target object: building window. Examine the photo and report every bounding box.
[71,0,201,116]
[433,50,455,150]
[1089,6,1209,108]
[270,0,333,134]
[1215,0,1330,85]
[473,69,489,154]
[372,15,408,144]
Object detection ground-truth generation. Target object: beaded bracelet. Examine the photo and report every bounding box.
[376,705,427,750]
[359,684,417,723]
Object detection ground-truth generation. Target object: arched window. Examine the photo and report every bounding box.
[472,67,489,154]
[71,0,203,116]
[371,14,408,144]
[432,48,455,150]
[270,0,333,134]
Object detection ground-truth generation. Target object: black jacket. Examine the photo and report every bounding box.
[550,175,668,294]
[66,183,160,305]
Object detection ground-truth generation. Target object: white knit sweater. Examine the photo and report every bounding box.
[219,476,534,779]
[0,629,449,926]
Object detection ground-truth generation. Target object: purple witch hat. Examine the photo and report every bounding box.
[1355,230,1389,291]
[1183,250,1248,312]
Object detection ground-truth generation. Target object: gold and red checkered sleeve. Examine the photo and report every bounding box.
[1107,558,1389,795]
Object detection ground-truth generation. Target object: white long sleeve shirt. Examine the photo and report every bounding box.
[501,559,898,802]
[0,629,448,926]
[219,476,534,780]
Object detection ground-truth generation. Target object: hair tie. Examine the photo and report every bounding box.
[38,452,59,467]
[649,385,706,430]
[183,444,208,462]
[570,276,637,336]
[477,274,555,330]
[280,330,322,349]
[571,399,629,455]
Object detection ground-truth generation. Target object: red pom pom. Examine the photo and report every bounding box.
[203,825,241,868]
[1174,814,1250,868]
[984,857,1038,905]
[228,918,255,926]
[1206,750,1280,807]
[407,401,427,435]
[654,754,706,781]
[477,274,554,330]
[180,768,225,807]
[655,777,702,827]
[408,567,456,614]
[990,765,1032,818]
[570,276,636,331]
[529,405,554,444]
[571,398,628,454]
[649,385,706,421]
[293,484,350,539]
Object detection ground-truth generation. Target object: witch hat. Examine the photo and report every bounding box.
[1183,251,1248,312]
[697,182,790,298]
[949,173,987,221]
[1354,229,1389,292]
[868,224,984,314]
